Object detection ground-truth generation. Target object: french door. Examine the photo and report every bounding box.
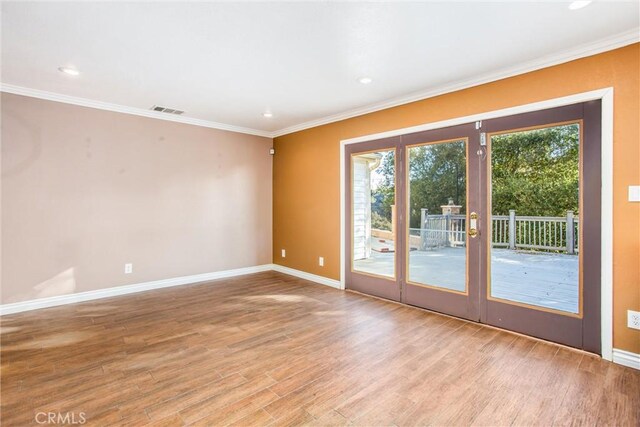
[345,101,601,354]
[346,136,403,302]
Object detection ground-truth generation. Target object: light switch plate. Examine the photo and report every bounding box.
[629,185,640,202]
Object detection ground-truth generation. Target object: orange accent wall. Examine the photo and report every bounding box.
[273,44,640,353]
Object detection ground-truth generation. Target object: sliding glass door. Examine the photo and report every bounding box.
[401,124,480,321]
[345,137,402,302]
[480,102,602,353]
[345,101,601,353]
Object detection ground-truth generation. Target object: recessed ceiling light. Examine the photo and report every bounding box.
[262,112,273,118]
[568,1,592,10]
[58,66,80,76]
[359,77,373,84]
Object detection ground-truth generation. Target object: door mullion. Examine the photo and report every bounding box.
[396,143,405,301]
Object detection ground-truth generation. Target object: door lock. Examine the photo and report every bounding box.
[469,212,479,238]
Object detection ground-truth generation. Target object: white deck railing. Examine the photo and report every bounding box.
[411,210,578,254]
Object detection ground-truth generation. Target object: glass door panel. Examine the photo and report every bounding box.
[488,123,581,315]
[400,123,479,322]
[407,139,467,293]
[344,101,600,354]
[345,136,402,303]
[481,101,601,354]
[351,150,396,279]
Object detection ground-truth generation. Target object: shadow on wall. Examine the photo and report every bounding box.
[4,267,76,304]
[1,106,42,178]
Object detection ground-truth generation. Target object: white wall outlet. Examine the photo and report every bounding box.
[319,257,324,267]
[628,310,640,330]
[124,263,133,274]
[628,185,640,202]
[281,249,286,258]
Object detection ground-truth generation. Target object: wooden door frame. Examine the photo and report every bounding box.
[399,124,480,321]
[344,137,403,302]
[479,101,601,353]
[339,88,614,360]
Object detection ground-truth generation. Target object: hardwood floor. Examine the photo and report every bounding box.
[1,271,639,426]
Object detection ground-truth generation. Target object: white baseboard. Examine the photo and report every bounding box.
[0,264,273,316]
[271,264,342,289]
[612,348,640,370]
[3,264,636,371]
[0,263,342,316]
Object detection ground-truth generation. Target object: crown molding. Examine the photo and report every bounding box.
[272,28,639,138]
[0,84,273,138]
[2,29,637,140]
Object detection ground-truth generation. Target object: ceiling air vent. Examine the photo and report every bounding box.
[150,105,185,115]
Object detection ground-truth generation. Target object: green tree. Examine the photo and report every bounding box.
[491,124,579,216]
[369,124,579,227]
[407,141,466,228]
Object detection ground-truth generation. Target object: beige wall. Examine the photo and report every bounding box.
[1,93,273,304]
[273,44,640,353]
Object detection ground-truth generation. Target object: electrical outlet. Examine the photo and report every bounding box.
[628,310,640,330]
[281,249,286,258]
[319,257,324,267]
[124,263,133,274]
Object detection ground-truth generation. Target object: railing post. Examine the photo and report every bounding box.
[566,211,575,254]
[508,210,516,250]
[444,213,451,247]
[420,209,428,250]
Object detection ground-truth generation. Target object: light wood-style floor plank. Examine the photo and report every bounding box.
[1,271,638,426]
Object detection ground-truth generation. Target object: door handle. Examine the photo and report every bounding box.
[468,212,479,238]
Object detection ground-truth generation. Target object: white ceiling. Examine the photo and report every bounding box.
[2,1,638,137]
